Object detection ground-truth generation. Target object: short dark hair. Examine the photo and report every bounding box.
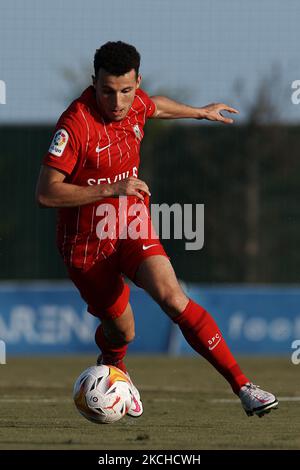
[94,41,140,79]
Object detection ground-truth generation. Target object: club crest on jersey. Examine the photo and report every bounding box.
[49,129,69,157]
[133,124,142,141]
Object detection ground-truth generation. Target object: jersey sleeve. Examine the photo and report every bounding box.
[145,95,156,118]
[137,89,157,119]
[43,113,81,175]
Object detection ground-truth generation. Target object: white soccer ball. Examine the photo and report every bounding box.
[73,365,132,424]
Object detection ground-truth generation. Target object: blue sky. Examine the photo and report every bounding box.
[0,0,299,123]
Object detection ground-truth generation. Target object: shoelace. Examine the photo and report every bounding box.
[246,383,272,402]
[244,383,261,391]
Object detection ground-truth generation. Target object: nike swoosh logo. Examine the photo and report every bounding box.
[253,396,270,404]
[96,143,112,153]
[131,396,141,413]
[208,336,222,350]
[142,244,159,251]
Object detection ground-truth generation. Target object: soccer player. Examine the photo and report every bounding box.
[36,41,278,418]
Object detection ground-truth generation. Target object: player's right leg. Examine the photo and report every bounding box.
[67,259,143,417]
[95,302,143,417]
[95,302,135,373]
[68,257,133,371]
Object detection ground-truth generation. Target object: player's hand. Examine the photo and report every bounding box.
[199,103,239,124]
[105,177,151,201]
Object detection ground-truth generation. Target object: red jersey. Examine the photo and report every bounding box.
[43,86,156,271]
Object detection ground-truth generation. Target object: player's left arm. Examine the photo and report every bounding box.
[150,96,239,124]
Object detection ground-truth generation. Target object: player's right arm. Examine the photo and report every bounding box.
[35,166,150,208]
[37,113,150,208]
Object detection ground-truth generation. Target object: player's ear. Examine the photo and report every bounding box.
[136,74,142,89]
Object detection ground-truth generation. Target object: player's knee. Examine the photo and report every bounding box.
[120,328,135,344]
[106,327,135,345]
[158,287,188,317]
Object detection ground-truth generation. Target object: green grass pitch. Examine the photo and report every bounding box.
[0,356,299,450]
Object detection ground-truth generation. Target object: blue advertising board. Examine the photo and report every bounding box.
[0,282,299,355]
[179,285,300,355]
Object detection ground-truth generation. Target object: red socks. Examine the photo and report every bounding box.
[173,299,249,394]
[95,299,249,394]
[95,324,128,373]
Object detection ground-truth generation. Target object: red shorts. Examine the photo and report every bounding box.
[68,235,168,321]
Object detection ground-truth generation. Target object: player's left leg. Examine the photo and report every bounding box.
[134,255,278,417]
[135,255,249,393]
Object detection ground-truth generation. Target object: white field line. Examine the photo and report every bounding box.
[0,396,299,404]
[0,398,71,403]
[0,384,202,393]
[210,397,300,403]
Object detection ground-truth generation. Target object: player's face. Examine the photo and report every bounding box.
[93,69,141,122]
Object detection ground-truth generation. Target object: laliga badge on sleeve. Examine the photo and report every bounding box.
[49,129,69,157]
